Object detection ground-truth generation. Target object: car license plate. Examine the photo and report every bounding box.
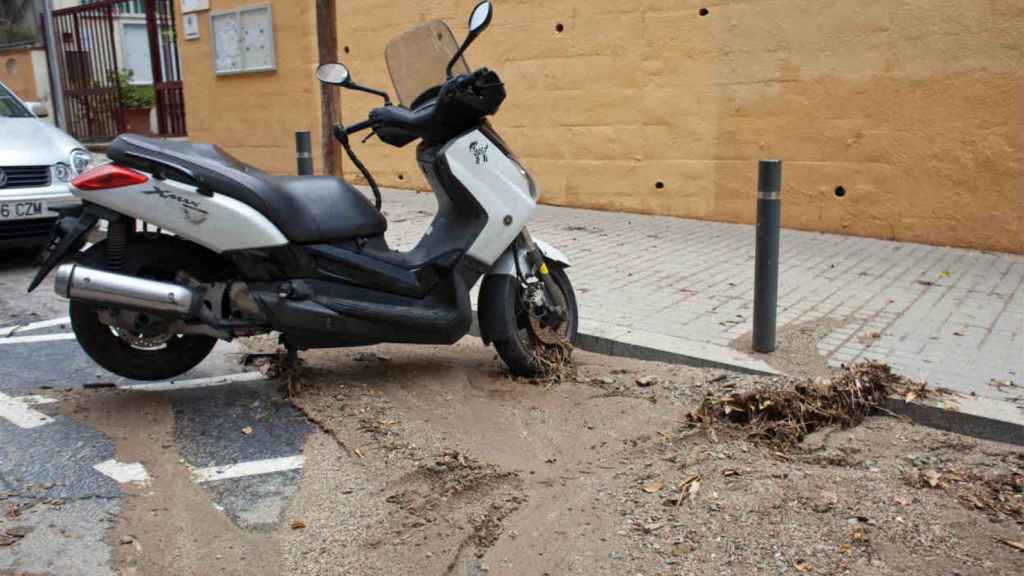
[0,201,47,221]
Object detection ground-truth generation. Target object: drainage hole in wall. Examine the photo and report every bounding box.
[343,46,350,54]
[397,173,405,181]
[834,186,846,198]
[655,181,665,190]
[555,23,564,33]
[699,8,710,16]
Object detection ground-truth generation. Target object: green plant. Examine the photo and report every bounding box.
[116,70,154,109]
[0,23,37,46]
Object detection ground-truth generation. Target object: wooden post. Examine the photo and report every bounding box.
[144,0,166,135]
[316,0,341,177]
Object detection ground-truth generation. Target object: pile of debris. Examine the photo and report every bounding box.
[688,361,930,447]
[245,349,306,396]
[533,340,577,385]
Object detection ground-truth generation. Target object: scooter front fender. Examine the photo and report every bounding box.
[486,236,571,278]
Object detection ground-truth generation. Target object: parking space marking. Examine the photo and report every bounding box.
[0,316,71,338]
[0,391,56,428]
[122,371,267,392]
[13,394,60,406]
[192,455,305,483]
[0,332,76,346]
[93,459,151,485]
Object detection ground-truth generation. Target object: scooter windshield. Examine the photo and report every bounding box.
[385,20,470,107]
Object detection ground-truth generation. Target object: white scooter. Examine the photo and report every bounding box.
[28,1,577,381]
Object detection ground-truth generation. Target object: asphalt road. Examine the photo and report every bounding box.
[0,248,312,575]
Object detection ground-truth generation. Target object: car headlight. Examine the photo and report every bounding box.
[54,163,73,182]
[70,149,92,175]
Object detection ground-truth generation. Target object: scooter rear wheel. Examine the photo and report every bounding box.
[71,300,218,381]
[68,240,220,381]
[480,262,578,377]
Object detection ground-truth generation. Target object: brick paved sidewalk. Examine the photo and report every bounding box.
[381,188,1023,407]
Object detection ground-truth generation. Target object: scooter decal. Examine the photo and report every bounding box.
[469,141,489,164]
[141,186,209,224]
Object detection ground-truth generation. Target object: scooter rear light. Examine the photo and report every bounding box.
[71,164,149,190]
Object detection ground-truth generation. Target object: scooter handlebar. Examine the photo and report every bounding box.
[343,118,378,135]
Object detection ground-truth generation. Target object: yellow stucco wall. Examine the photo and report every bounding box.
[174,0,323,175]
[331,0,1023,253]
[0,48,40,101]
[175,1,1022,253]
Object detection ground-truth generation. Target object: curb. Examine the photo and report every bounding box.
[573,331,777,376]
[471,319,1024,447]
[467,318,779,376]
[885,395,1024,447]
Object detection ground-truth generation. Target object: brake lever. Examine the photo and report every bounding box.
[361,129,378,144]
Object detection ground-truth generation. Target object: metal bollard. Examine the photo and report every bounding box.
[752,160,782,353]
[295,131,313,175]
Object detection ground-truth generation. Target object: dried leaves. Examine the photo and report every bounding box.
[0,526,32,547]
[641,479,665,494]
[687,362,927,448]
[531,341,576,386]
[252,349,306,397]
[907,467,1023,523]
[636,375,658,388]
[996,538,1024,552]
[653,475,702,507]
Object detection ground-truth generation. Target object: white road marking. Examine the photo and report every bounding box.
[0,332,76,346]
[13,395,60,406]
[192,455,305,483]
[0,316,71,338]
[0,391,55,428]
[121,371,266,392]
[94,459,150,485]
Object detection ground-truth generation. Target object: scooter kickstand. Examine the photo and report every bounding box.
[286,345,299,368]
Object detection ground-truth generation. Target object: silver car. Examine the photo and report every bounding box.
[0,80,90,249]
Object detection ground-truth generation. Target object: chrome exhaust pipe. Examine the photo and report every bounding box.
[54,264,199,317]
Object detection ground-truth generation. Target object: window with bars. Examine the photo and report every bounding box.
[0,0,44,49]
[80,0,145,15]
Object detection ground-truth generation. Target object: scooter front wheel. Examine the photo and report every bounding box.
[479,261,579,377]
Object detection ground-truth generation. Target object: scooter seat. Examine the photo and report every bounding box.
[270,176,387,243]
[107,134,386,244]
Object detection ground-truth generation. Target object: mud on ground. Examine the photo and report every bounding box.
[244,340,1023,575]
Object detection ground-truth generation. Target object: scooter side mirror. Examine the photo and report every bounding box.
[317,63,352,86]
[318,62,392,104]
[468,1,492,36]
[446,1,493,78]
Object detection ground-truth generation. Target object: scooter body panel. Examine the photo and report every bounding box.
[441,129,537,266]
[74,176,289,253]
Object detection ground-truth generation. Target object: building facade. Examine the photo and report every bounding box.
[318,0,1022,254]
[0,0,51,114]
[9,1,1023,253]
